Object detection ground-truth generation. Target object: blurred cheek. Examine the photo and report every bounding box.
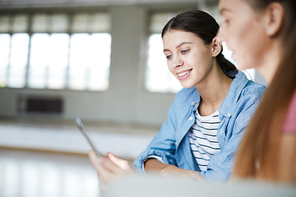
[216,27,227,44]
[236,46,258,71]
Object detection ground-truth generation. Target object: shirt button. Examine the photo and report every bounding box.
[189,117,193,121]
[191,102,194,105]
[227,113,231,117]
[175,142,177,146]
[195,104,198,107]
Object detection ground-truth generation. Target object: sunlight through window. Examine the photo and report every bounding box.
[9,33,29,88]
[69,33,111,91]
[0,34,10,87]
[48,34,69,89]
[0,13,111,91]
[29,33,50,89]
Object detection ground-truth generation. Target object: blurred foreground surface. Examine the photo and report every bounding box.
[103,174,296,197]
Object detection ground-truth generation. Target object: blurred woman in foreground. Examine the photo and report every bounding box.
[217,0,296,182]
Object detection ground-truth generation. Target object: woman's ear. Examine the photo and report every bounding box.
[264,2,285,37]
[212,37,222,57]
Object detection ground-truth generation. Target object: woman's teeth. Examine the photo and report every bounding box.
[178,70,190,77]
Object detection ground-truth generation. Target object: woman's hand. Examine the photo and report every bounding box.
[106,152,135,172]
[88,151,135,190]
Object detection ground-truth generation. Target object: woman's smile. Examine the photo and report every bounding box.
[176,69,193,80]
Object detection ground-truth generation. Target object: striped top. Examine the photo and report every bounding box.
[189,110,221,172]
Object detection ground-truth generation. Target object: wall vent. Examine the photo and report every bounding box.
[18,96,63,114]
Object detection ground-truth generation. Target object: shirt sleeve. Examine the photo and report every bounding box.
[282,91,296,133]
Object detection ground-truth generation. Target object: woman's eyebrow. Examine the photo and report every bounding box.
[176,41,193,48]
[163,41,193,53]
[220,8,232,15]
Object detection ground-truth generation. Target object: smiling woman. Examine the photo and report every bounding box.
[134,10,265,181]
[87,10,266,187]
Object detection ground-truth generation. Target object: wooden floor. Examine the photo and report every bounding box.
[0,148,100,197]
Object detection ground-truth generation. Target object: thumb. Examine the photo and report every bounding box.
[107,152,134,172]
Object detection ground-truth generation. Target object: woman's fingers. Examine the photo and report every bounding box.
[88,151,130,177]
[107,152,135,172]
[88,150,102,172]
[88,151,115,182]
[100,155,127,175]
[88,150,137,191]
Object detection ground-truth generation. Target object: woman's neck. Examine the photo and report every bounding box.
[196,66,233,116]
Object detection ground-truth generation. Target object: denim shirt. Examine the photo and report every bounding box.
[134,72,266,182]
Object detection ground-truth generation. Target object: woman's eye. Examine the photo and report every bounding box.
[224,18,230,24]
[166,54,172,59]
[181,49,189,54]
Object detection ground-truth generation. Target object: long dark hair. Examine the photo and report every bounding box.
[161,10,237,78]
[233,0,296,181]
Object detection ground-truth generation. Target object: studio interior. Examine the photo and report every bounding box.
[0,0,290,196]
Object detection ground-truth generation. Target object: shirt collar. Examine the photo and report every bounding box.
[184,71,249,116]
[218,71,249,118]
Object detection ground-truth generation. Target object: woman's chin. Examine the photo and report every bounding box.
[180,83,194,89]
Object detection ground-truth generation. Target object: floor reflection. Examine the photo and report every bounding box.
[0,149,100,197]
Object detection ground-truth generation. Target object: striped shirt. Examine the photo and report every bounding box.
[189,110,221,171]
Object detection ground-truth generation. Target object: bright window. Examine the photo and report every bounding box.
[68,33,111,91]
[0,12,111,91]
[9,33,30,88]
[48,33,69,89]
[0,34,10,87]
[29,33,50,89]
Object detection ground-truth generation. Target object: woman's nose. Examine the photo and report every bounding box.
[172,57,184,68]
